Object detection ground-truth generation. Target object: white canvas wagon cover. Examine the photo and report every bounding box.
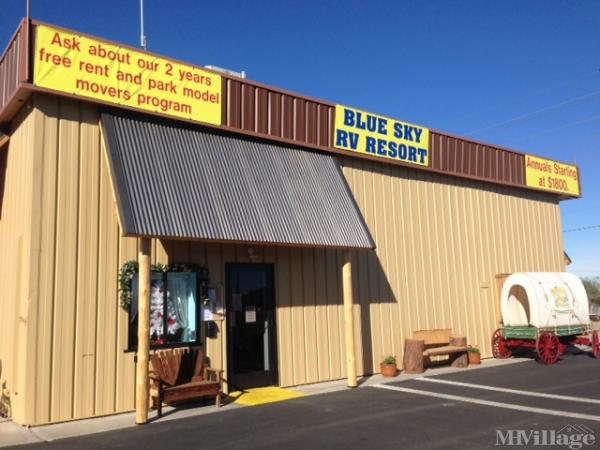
[501,272,590,328]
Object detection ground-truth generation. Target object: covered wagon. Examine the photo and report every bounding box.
[492,272,599,364]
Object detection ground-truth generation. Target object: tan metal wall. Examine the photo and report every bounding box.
[0,101,38,424]
[340,157,565,375]
[1,94,564,426]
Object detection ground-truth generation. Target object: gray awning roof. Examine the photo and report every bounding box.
[101,113,374,249]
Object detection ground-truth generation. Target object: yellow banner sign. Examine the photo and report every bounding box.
[34,24,221,126]
[525,154,580,196]
[334,105,429,167]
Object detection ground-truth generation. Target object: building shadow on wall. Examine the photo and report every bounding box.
[160,240,398,381]
[346,248,397,376]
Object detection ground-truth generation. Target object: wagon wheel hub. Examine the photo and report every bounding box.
[492,328,512,359]
[536,331,560,364]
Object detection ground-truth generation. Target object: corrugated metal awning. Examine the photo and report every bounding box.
[101,113,374,249]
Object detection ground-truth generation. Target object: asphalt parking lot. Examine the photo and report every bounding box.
[7,352,600,449]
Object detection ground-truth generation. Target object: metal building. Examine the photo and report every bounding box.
[0,19,578,426]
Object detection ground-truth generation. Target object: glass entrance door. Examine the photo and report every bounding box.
[226,264,277,390]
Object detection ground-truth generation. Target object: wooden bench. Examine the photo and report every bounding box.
[403,329,468,374]
[150,348,223,418]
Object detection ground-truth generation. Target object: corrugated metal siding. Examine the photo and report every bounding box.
[0,102,38,424]
[5,94,566,425]
[0,21,570,194]
[340,157,564,374]
[221,77,535,191]
[0,20,28,114]
[102,113,373,249]
[222,78,334,148]
[4,95,138,425]
[430,132,525,185]
[0,20,574,195]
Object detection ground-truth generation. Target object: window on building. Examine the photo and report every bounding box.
[128,271,200,350]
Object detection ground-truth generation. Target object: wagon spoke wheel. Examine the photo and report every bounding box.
[492,328,512,359]
[536,332,560,364]
[593,330,600,359]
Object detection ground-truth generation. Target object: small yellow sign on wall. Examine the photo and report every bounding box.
[525,154,580,197]
[334,105,429,167]
[34,24,222,126]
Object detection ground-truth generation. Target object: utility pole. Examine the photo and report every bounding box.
[140,0,147,50]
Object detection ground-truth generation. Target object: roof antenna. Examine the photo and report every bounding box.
[26,0,30,19]
[140,0,147,50]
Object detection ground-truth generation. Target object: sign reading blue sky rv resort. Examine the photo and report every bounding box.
[334,105,430,167]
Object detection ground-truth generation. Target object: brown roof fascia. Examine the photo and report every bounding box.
[2,19,582,200]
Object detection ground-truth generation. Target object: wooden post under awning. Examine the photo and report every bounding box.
[342,250,357,388]
[135,238,152,424]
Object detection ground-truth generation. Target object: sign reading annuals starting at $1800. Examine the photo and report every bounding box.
[33,24,222,126]
[525,154,580,197]
[334,105,429,167]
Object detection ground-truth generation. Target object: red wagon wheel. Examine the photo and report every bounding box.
[593,330,600,359]
[492,328,512,359]
[536,331,560,364]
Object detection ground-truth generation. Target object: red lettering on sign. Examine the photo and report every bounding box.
[50,32,81,51]
[38,47,71,68]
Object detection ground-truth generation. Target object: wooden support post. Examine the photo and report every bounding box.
[135,238,152,424]
[342,250,357,388]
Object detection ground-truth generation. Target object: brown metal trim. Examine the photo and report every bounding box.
[429,126,579,167]
[0,19,29,115]
[0,18,27,63]
[18,83,576,198]
[6,19,579,199]
[24,18,31,82]
[0,83,31,124]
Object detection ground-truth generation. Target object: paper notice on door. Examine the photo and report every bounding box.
[202,307,214,321]
[245,306,257,323]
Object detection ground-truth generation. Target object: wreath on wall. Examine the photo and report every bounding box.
[118,260,210,311]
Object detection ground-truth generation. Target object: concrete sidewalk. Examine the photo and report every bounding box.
[0,358,525,448]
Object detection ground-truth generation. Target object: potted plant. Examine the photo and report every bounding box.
[468,346,481,365]
[380,355,398,377]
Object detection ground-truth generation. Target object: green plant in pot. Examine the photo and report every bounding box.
[468,346,481,365]
[380,355,398,377]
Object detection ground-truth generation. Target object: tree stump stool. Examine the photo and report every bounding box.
[403,338,425,374]
[449,335,468,368]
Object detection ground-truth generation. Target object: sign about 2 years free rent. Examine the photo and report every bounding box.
[33,24,222,126]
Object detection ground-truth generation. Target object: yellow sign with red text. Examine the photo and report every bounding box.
[33,24,221,126]
[525,155,580,197]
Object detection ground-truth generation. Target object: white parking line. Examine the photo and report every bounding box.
[372,384,600,422]
[416,377,600,405]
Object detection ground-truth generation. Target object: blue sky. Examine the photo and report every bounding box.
[1,0,598,277]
